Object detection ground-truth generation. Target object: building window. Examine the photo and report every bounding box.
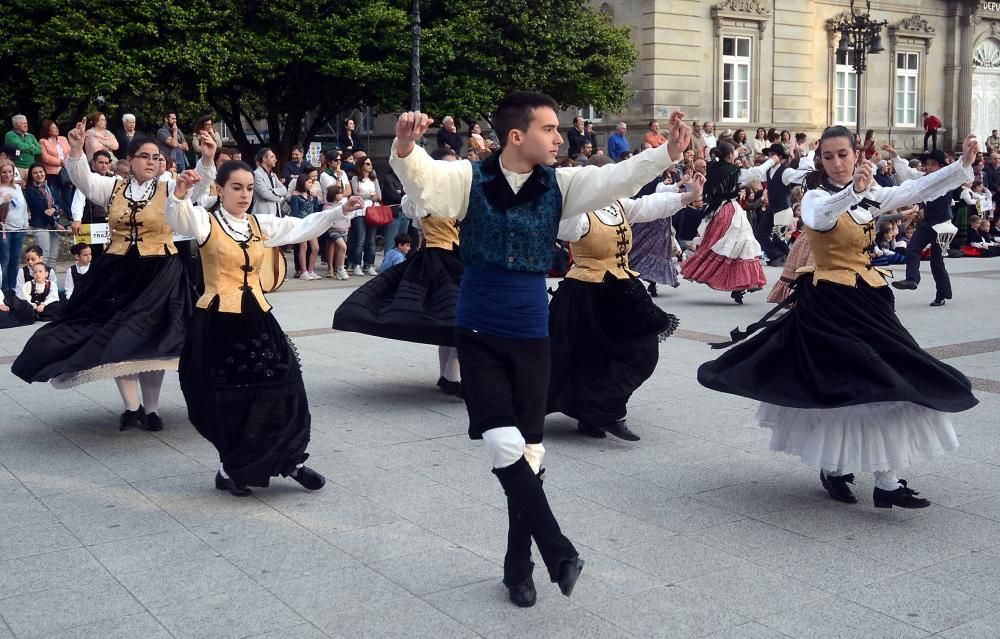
[721,36,751,122]
[834,50,857,126]
[579,105,603,123]
[361,107,375,133]
[219,121,230,142]
[894,52,919,127]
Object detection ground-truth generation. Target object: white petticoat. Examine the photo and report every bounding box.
[695,199,762,260]
[51,358,179,389]
[757,401,959,474]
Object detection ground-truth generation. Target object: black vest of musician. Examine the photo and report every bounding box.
[921,189,955,227]
[766,164,793,212]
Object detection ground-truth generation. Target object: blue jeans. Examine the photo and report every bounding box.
[382,215,410,253]
[347,215,377,268]
[0,231,27,292]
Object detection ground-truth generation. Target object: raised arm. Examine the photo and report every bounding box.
[166,173,213,243]
[739,157,776,186]
[259,196,363,247]
[868,159,972,213]
[389,142,472,219]
[623,172,705,224]
[65,119,117,206]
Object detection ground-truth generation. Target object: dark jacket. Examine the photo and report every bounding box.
[24,183,62,229]
[436,128,463,154]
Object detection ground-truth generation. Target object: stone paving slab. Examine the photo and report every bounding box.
[0,258,999,637]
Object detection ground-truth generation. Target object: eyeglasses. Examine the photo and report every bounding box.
[134,153,163,162]
[332,158,342,162]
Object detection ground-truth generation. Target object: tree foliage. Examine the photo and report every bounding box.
[0,0,636,160]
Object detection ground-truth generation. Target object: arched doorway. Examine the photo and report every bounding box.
[971,37,1000,141]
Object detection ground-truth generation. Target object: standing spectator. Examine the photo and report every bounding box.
[69,150,114,257]
[380,164,408,257]
[339,118,363,156]
[24,164,64,267]
[0,160,29,291]
[875,160,895,188]
[922,112,942,151]
[732,129,751,164]
[251,147,287,217]
[348,155,381,276]
[436,116,463,154]
[567,116,587,157]
[191,115,221,160]
[862,129,878,161]
[468,122,494,156]
[644,120,666,148]
[84,112,119,162]
[702,121,718,150]
[319,149,352,197]
[608,122,630,161]
[289,172,322,280]
[5,115,41,182]
[690,120,707,157]
[583,121,598,149]
[38,120,71,204]
[577,141,594,162]
[157,112,189,172]
[115,114,138,156]
[779,130,792,153]
[987,129,1000,154]
[750,127,768,155]
[283,145,307,185]
[983,152,1000,197]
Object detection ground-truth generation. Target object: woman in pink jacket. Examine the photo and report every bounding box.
[39,120,71,205]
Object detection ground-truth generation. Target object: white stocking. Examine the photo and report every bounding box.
[138,370,164,414]
[114,375,141,412]
[874,470,900,491]
[438,346,461,382]
[524,443,545,475]
[482,427,526,469]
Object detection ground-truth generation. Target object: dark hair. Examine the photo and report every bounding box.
[325,184,342,202]
[430,148,457,161]
[209,161,254,196]
[26,162,46,182]
[221,146,239,157]
[733,129,746,144]
[648,119,658,128]
[127,134,158,158]
[353,155,374,180]
[324,149,342,163]
[70,242,90,256]
[805,125,858,189]
[157,143,174,169]
[864,129,875,143]
[716,140,736,163]
[255,147,273,165]
[92,150,112,163]
[393,233,411,247]
[89,111,106,126]
[24,244,43,258]
[294,172,314,193]
[194,114,214,132]
[755,127,766,139]
[163,111,176,121]
[40,119,58,137]
[494,91,559,150]
[291,144,304,154]
[780,130,791,141]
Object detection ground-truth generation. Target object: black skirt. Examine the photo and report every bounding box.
[180,293,310,487]
[697,276,978,413]
[11,246,191,384]
[333,247,462,346]
[548,276,679,425]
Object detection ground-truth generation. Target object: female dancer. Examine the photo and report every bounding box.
[549,175,703,441]
[699,127,980,508]
[630,175,687,296]
[12,119,213,431]
[680,141,775,303]
[167,158,363,496]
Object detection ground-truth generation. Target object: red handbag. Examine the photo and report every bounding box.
[364,204,394,227]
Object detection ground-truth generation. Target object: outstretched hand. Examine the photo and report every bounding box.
[853,159,875,193]
[67,118,87,156]
[173,170,203,199]
[342,195,365,212]
[687,172,706,199]
[665,112,691,162]
[880,143,899,159]
[961,135,980,168]
[395,112,435,159]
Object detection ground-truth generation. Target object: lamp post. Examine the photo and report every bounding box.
[411,0,421,112]
[832,0,889,136]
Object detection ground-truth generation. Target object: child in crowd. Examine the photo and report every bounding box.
[64,242,93,300]
[965,214,1000,257]
[22,261,61,320]
[872,221,907,265]
[323,184,351,280]
[14,244,57,295]
[379,233,411,272]
[290,172,322,280]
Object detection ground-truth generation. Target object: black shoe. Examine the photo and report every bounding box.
[507,577,537,608]
[557,557,584,597]
[142,412,163,432]
[604,419,640,442]
[873,479,930,509]
[647,282,658,297]
[930,298,946,307]
[577,421,606,438]
[290,466,326,491]
[769,258,786,267]
[891,279,918,290]
[119,407,146,431]
[731,290,745,304]
[215,471,252,497]
[436,377,464,399]
[820,471,858,504]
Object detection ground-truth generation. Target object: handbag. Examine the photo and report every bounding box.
[258,246,287,293]
[364,204,394,227]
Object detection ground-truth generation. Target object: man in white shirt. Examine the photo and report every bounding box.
[702,121,718,150]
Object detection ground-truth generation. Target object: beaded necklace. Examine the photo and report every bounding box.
[214,208,253,242]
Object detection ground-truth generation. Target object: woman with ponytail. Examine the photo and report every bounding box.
[167,155,363,497]
[699,126,981,509]
[680,139,776,303]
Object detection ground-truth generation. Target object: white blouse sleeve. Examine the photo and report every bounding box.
[557,214,590,242]
[258,206,350,247]
[556,143,676,219]
[19,282,31,303]
[866,161,972,213]
[400,195,422,220]
[63,269,74,299]
[739,158,776,186]
[961,189,977,205]
[655,183,681,193]
[14,269,27,300]
[621,191,686,224]
[66,156,118,207]
[165,195,212,244]
[389,142,473,220]
[782,167,811,186]
[800,186,865,232]
[892,158,923,183]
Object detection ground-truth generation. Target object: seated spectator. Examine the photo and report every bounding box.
[14,244,57,295]
[64,243,92,300]
[964,214,1000,257]
[21,261,61,321]
[323,184,351,280]
[872,221,907,265]
[379,233,411,272]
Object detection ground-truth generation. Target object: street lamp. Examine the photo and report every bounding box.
[831,0,888,135]
[411,0,421,112]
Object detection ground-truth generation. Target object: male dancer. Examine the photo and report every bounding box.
[390,92,689,607]
[891,149,956,306]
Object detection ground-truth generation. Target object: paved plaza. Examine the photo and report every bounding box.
[1,257,999,638]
